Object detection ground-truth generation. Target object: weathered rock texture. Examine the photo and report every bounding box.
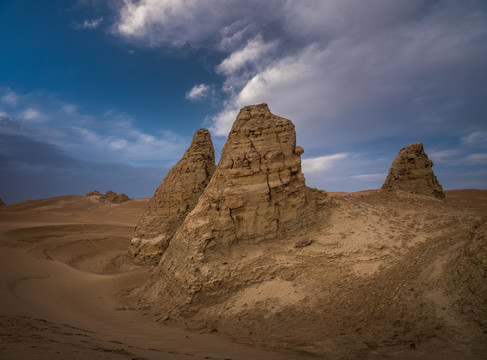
[86,190,130,203]
[381,142,445,199]
[129,129,215,263]
[143,104,328,311]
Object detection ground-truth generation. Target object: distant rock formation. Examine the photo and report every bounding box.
[381,142,445,199]
[86,190,131,203]
[0,198,6,206]
[128,129,216,264]
[144,104,328,310]
[86,190,102,197]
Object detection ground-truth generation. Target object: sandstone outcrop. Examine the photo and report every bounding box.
[86,190,131,203]
[128,129,215,263]
[143,104,328,311]
[381,142,444,199]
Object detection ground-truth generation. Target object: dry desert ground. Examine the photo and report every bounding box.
[1,189,486,359]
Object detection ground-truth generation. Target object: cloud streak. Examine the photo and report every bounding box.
[302,153,348,174]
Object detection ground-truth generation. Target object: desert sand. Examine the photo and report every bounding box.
[0,195,299,359]
[1,189,486,359]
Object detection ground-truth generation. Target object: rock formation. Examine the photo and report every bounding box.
[103,190,130,204]
[86,190,102,197]
[86,190,131,203]
[143,104,328,311]
[0,198,5,206]
[381,142,444,199]
[128,129,215,263]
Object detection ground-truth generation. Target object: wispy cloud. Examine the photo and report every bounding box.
[465,153,487,164]
[462,131,487,147]
[185,84,211,101]
[302,153,347,174]
[0,89,18,105]
[75,17,103,30]
[0,88,187,165]
[351,173,387,182]
[429,149,461,164]
[21,108,45,122]
[216,36,277,76]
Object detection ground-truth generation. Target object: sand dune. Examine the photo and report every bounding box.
[1,191,486,359]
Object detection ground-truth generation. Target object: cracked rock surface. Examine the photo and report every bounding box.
[128,129,215,264]
[381,142,445,199]
[139,103,328,311]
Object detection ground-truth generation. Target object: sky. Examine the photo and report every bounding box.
[1,0,486,204]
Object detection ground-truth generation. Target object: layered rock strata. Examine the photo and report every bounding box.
[381,142,444,199]
[129,129,215,263]
[144,104,328,311]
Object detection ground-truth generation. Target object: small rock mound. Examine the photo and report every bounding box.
[86,190,130,203]
[381,142,444,199]
[86,190,102,197]
[0,198,6,206]
[128,129,216,264]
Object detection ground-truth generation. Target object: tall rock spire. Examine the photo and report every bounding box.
[128,128,215,263]
[144,104,328,310]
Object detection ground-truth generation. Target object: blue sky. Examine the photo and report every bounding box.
[1,0,486,203]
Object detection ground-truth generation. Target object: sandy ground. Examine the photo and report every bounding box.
[0,195,300,360]
[1,190,486,359]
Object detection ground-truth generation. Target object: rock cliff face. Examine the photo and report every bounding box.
[143,104,328,311]
[128,129,215,263]
[381,142,444,199]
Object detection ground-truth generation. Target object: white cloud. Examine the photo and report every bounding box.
[1,90,18,105]
[462,131,487,146]
[185,84,210,101]
[21,108,45,121]
[217,36,276,75]
[429,149,461,163]
[465,153,487,164]
[116,0,239,46]
[302,153,347,174]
